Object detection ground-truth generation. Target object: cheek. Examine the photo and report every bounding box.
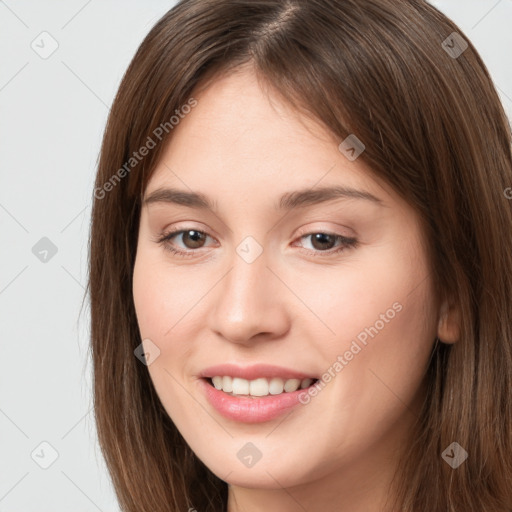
[133,254,161,337]
[133,255,199,425]
[132,250,204,341]
[289,254,434,352]
[132,249,207,390]
[293,269,436,464]
[292,240,437,402]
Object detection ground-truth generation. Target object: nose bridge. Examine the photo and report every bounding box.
[210,236,288,343]
[223,242,270,319]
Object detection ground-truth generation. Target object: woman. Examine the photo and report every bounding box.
[88,0,512,510]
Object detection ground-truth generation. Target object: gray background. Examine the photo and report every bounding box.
[0,1,511,510]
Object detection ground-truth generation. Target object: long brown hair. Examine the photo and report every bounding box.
[87,0,512,510]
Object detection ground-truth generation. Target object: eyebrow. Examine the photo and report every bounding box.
[143,185,384,210]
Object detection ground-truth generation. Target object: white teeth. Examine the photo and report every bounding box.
[212,376,223,390]
[222,376,233,392]
[284,378,301,392]
[209,376,315,396]
[300,378,313,389]
[249,378,269,396]
[232,377,249,395]
[268,377,284,395]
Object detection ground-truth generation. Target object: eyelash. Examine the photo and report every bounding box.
[155,227,358,259]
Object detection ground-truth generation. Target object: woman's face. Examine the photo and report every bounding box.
[133,66,441,502]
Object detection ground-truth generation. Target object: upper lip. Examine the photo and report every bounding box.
[199,363,317,381]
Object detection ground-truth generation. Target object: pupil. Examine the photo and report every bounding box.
[185,230,205,248]
[312,233,334,250]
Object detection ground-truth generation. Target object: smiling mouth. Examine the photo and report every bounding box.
[205,376,319,398]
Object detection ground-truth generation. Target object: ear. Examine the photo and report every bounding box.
[437,297,461,344]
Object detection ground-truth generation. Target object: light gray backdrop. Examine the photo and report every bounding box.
[1,1,511,510]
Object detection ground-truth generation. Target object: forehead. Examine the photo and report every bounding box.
[145,66,398,211]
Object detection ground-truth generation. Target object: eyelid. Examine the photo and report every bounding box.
[294,223,355,238]
[161,220,219,238]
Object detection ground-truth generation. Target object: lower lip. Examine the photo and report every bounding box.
[199,378,312,423]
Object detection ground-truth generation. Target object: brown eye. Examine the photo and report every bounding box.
[309,233,337,251]
[295,231,358,257]
[157,229,212,255]
[180,230,207,249]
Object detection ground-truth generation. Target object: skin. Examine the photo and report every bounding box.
[132,64,460,512]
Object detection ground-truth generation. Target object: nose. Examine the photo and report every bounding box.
[208,243,291,346]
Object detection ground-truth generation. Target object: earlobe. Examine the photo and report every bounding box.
[437,298,461,344]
